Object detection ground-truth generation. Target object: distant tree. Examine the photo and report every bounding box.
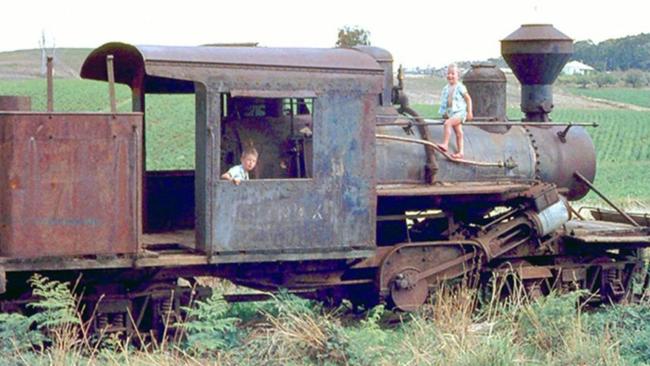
[593,72,618,88]
[573,33,650,71]
[336,26,371,48]
[575,74,591,88]
[624,69,648,88]
[573,40,604,70]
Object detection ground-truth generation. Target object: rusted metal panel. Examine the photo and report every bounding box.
[563,220,650,246]
[0,96,31,111]
[206,83,379,259]
[0,112,142,258]
[590,208,650,226]
[180,64,383,260]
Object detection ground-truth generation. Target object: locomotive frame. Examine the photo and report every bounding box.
[1,24,650,332]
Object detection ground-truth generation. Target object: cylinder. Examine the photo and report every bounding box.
[462,64,506,121]
[0,96,31,111]
[530,199,570,236]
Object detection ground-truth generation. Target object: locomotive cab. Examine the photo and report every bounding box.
[81,44,385,263]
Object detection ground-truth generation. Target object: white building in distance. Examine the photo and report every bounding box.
[562,61,596,75]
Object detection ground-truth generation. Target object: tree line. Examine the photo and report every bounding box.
[574,33,650,71]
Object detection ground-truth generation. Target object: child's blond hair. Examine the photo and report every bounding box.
[241,147,258,159]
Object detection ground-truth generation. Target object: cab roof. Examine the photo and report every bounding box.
[80,43,383,93]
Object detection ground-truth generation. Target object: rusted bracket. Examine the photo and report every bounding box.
[402,121,414,135]
[556,124,574,143]
[557,122,599,143]
[574,171,640,227]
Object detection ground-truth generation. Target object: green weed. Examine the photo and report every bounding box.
[179,291,240,352]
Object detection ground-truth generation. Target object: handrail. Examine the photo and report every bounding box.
[376,133,511,168]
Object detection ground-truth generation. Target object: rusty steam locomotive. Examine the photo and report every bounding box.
[1,24,649,333]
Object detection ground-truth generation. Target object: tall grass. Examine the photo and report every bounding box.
[2,275,646,365]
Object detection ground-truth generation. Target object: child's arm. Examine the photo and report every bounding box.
[463,92,473,121]
[221,171,242,185]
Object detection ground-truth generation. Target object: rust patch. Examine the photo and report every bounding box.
[0,112,142,258]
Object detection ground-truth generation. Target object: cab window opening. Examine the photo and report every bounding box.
[219,94,314,180]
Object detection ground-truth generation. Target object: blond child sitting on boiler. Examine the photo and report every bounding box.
[437,64,473,159]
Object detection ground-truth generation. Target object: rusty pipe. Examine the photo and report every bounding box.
[46,56,54,112]
[574,171,640,227]
[106,55,117,114]
[394,87,438,183]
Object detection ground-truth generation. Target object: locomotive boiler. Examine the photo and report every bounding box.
[0,24,649,332]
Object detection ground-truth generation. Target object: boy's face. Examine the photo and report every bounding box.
[241,154,257,172]
[446,67,459,84]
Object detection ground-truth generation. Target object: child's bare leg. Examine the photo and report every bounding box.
[438,119,454,152]
[452,123,464,159]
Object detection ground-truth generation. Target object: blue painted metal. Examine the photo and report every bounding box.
[206,80,382,260]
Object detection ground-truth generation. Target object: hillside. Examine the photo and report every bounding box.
[0,48,91,79]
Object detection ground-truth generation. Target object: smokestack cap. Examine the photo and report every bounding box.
[501,24,573,85]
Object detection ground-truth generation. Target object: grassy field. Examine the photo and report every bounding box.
[567,86,650,109]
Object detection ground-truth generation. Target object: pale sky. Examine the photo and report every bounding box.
[2,0,649,68]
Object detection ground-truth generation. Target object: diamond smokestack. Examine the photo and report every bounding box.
[501,24,573,121]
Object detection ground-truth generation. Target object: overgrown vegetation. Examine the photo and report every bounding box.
[558,70,650,89]
[3,275,650,365]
